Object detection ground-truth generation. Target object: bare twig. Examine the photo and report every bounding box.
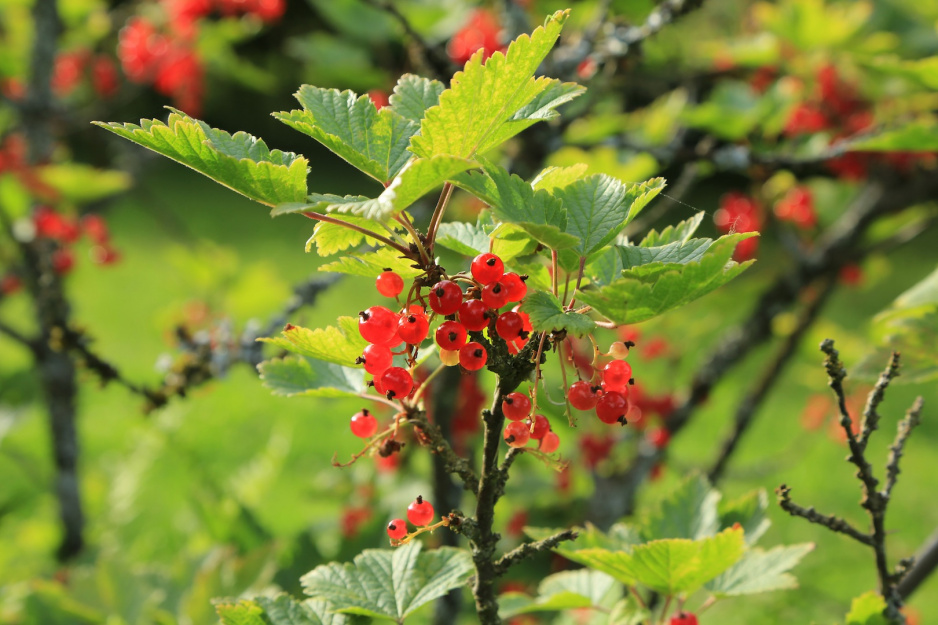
[493,528,579,576]
[408,409,479,495]
[898,529,938,599]
[883,396,923,501]
[860,352,902,451]
[776,484,873,546]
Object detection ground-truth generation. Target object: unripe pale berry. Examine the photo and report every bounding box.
[387,518,408,540]
[407,495,434,526]
[350,409,378,438]
[608,341,631,359]
[459,342,487,371]
[440,348,460,366]
[470,252,504,284]
[502,392,531,421]
[376,270,404,297]
[504,421,530,447]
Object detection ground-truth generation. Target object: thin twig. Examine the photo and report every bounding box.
[860,352,902,451]
[303,211,413,257]
[883,396,923,501]
[776,484,873,546]
[426,182,454,257]
[493,529,578,576]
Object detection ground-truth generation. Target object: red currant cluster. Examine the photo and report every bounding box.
[386,495,435,542]
[50,49,120,100]
[447,9,504,66]
[713,192,760,262]
[773,186,817,230]
[2,208,120,295]
[501,392,559,453]
[117,0,283,116]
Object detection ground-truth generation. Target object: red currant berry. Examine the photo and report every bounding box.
[539,430,560,453]
[596,391,629,425]
[602,360,633,393]
[504,421,530,448]
[435,320,468,350]
[459,342,487,371]
[52,248,75,274]
[387,518,408,540]
[669,612,698,625]
[502,272,527,302]
[495,311,526,342]
[502,392,531,421]
[568,381,600,411]
[350,409,378,438]
[481,281,509,309]
[359,306,399,345]
[512,305,532,333]
[398,313,429,345]
[458,299,489,331]
[380,366,414,399]
[528,414,550,439]
[648,427,671,449]
[507,337,526,354]
[376,270,404,297]
[428,280,463,315]
[471,252,504,285]
[407,495,434,526]
[359,344,392,375]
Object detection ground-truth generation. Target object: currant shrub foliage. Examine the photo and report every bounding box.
[97,10,755,400]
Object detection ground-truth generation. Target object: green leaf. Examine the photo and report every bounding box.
[274,86,416,184]
[258,317,367,367]
[410,10,571,159]
[608,596,652,625]
[557,175,665,256]
[639,212,705,247]
[520,290,596,337]
[217,596,347,625]
[619,238,714,268]
[718,489,771,546]
[478,80,586,152]
[35,164,132,204]
[319,246,422,279]
[845,591,890,625]
[216,599,265,625]
[681,82,764,140]
[300,541,473,621]
[94,110,308,207]
[452,161,579,250]
[705,543,814,597]
[499,570,621,617]
[275,156,475,221]
[847,122,938,152]
[565,528,745,595]
[389,74,446,123]
[640,474,720,541]
[576,233,757,324]
[258,356,366,398]
[531,164,590,191]
[436,212,535,261]
[306,214,399,256]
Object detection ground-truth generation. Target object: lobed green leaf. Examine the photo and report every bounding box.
[94,110,308,207]
[520,290,596,337]
[258,318,367,367]
[705,543,814,597]
[258,356,366,398]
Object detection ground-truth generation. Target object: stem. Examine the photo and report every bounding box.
[550,249,559,296]
[413,363,447,404]
[425,183,454,256]
[566,256,586,309]
[528,333,549,416]
[303,212,413,256]
[395,214,431,266]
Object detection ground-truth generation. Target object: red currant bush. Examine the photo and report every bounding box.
[406,496,434,526]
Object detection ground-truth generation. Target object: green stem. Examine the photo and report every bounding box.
[426,183,454,256]
[394,214,431,266]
